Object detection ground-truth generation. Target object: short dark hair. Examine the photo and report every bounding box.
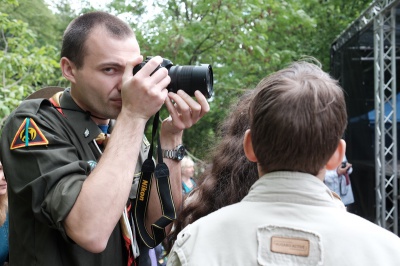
[250,60,347,175]
[61,11,134,69]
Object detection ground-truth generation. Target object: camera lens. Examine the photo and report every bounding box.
[133,57,214,99]
[167,64,213,99]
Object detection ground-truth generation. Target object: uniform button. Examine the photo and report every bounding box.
[84,128,90,138]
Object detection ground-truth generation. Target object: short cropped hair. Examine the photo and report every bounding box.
[249,60,347,175]
[61,11,134,69]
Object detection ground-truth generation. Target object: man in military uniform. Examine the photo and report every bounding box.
[0,11,209,266]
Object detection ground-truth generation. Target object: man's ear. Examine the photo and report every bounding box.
[243,129,258,162]
[326,139,346,170]
[60,57,76,84]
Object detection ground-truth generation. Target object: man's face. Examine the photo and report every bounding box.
[69,26,140,122]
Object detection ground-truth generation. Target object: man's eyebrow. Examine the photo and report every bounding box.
[98,62,125,68]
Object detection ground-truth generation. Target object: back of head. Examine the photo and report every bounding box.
[250,60,347,175]
[61,11,134,69]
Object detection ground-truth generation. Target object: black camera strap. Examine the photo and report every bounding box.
[134,111,177,248]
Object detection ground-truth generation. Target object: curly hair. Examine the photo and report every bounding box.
[165,90,259,252]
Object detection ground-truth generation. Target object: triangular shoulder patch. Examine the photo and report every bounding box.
[10,118,49,150]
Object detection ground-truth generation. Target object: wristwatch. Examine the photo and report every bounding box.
[162,144,185,161]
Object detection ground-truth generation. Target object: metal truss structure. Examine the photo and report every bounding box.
[332,0,399,235]
[374,6,398,234]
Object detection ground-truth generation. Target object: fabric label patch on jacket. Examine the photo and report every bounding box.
[257,225,323,266]
[270,236,310,256]
[10,118,49,150]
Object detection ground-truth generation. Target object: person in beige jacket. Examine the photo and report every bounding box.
[167,60,400,266]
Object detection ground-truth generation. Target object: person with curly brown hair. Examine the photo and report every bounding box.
[165,90,258,254]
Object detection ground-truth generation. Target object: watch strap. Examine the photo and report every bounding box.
[162,148,177,160]
[161,144,184,160]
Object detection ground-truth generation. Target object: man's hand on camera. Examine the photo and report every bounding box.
[162,89,210,136]
[121,56,171,121]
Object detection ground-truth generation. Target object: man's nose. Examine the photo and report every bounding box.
[116,77,123,92]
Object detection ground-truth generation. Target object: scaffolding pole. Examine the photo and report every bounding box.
[332,0,400,235]
[374,6,398,234]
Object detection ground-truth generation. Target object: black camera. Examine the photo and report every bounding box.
[341,162,347,168]
[132,56,213,99]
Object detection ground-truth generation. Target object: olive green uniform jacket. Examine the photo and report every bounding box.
[0,88,148,265]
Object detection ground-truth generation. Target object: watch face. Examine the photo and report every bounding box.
[176,145,185,160]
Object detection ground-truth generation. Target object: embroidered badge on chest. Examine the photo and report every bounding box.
[10,118,49,150]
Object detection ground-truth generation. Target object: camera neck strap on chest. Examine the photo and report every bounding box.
[134,111,177,248]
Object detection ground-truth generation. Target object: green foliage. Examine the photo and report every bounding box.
[0,0,74,126]
[123,0,322,157]
[0,11,61,124]
[0,0,373,158]
[131,0,371,158]
[1,0,64,47]
[136,0,315,86]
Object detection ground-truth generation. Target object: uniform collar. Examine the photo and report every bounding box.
[59,88,102,144]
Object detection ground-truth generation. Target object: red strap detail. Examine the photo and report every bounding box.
[124,201,134,266]
[123,234,134,266]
